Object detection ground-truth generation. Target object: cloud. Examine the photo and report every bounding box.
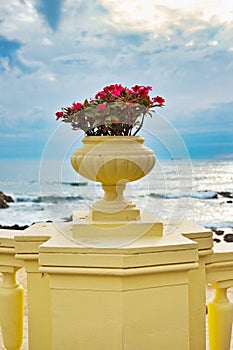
[0,0,232,159]
[99,0,233,36]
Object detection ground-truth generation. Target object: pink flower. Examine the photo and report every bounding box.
[72,102,83,111]
[126,89,135,95]
[55,111,63,120]
[153,96,165,105]
[97,104,106,111]
[107,84,124,97]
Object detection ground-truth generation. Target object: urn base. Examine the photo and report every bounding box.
[89,206,140,221]
[72,210,163,241]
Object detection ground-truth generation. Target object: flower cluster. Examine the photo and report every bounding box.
[55,84,165,136]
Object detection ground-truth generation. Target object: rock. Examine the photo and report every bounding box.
[0,191,14,208]
[213,229,224,236]
[0,224,29,230]
[0,197,9,208]
[0,191,14,202]
[227,200,233,203]
[213,238,221,243]
[62,215,73,222]
[223,234,233,243]
[218,191,233,198]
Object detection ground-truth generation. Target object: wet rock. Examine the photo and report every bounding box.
[62,215,73,222]
[0,224,29,230]
[218,191,233,198]
[213,229,224,236]
[0,191,14,202]
[0,191,14,208]
[0,196,8,208]
[223,234,233,243]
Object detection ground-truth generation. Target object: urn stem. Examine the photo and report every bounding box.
[102,183,127,203]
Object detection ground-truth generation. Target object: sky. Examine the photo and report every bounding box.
[0,0,233,160]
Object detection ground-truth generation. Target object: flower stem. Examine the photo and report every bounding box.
[133,111,146,136]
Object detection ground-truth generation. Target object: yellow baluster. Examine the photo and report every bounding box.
[208,285,233,350]
[0,268,24,350]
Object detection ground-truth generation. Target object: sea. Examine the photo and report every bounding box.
[0,158,232,236]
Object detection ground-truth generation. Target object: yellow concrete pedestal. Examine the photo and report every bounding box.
[39,212,200,350]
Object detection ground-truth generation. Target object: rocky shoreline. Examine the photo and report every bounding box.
[0,224,30,230]
[211,227,233,243]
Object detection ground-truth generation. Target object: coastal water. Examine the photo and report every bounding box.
[0,158,232,232]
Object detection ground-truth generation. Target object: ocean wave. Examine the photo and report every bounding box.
[16,196,39,202]
[148,193,184,199]
[190,191,218,199]
[148,193,167,199]
[14,190,233,204]
[203,222,233,229]
[16,195,84,203]
[62,182,88,186]
[148,190,232,200]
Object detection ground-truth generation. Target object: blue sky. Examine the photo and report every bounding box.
[0,0,233,160]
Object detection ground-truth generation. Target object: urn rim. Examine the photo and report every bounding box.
[81,135,145,144]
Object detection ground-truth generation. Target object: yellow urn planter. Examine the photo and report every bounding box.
[71,136,155,221]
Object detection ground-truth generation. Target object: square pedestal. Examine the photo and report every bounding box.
[72,210,163,242]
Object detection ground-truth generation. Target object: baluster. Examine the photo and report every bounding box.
[208,285,233,350]
[0,267,24,350]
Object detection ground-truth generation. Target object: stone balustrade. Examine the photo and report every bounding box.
[206,243,233,350]
[0,218,232,349]
[0,230,24,350]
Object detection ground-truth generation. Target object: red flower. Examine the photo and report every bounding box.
[95,91,105,99]
[132,85,152,97]
[55,83,165,136]
[72,102,83,111]
[96,84,125,99]
[153,96,165,105]
[55,111,63,120]
[109,84,124,97]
